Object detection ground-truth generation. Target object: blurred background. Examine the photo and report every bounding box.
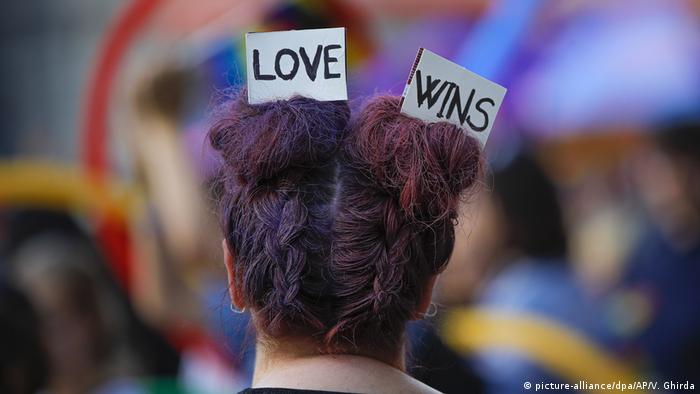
[1,0,699,393]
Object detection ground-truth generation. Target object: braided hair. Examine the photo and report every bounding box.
[210,91,482,355]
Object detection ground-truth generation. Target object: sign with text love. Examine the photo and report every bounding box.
[400,48,507,146]
[246,27,347,104]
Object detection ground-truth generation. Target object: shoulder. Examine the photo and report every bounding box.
[402,376,443,394]
[239,383,439,394]
[239,388,358,394]
[250,355,442,394]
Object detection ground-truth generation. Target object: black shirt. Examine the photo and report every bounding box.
[239,389,356,394]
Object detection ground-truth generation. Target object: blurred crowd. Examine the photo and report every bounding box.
[1,0,699,393]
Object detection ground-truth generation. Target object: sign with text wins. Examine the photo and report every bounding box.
[400,48,506,146]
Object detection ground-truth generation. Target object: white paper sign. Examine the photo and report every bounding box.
[245,27,347,104]
[400,48,507,146]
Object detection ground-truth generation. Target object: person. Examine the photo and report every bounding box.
[0,277,48,394]
[617,122,700,380]
[7,223,181,394]
[445,152,614,393]
[208,91,483,393]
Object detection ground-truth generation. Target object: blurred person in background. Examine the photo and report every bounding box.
[442,151,614,393]
[3,210,181,394]
[11,233,139,394]
[128,66,253,392]
[615,122,700,380]
[0,277,48,394]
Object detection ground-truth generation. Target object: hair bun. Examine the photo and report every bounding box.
[344,95,482,222]
[209,90,350,185]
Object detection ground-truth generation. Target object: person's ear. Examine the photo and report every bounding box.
[222,239,245,310]
[413,275,439,320]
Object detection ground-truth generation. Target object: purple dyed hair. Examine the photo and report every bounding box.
[209,90,481,355]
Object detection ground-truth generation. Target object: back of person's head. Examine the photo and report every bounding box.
[0,278,48,394]
[8,230,181,382]
[210,91,482,356]
[11,235,121,353]
[491,152,567,260]
[656,121,700,163]
[656,121,700,208]
[10,233,136,385]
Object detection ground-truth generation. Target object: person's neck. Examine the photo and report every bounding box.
[252,337,405,387]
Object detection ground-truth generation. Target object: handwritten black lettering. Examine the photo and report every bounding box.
[436,83,456,118]
[415,70,449,109]
[468,97,494,132]
[253,49,275,80]
[446,87,476,126]
[323,44,342,79]
[300,45,323,81]
[274,48,300,80]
